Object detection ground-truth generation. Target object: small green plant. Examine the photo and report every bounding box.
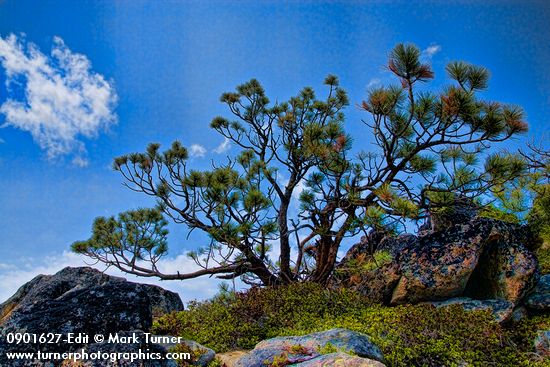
[478,204,521,223]
[266,353,291,367]
[368,251,393,271]
[536,245,550,274]
[316,342,357,356]
[286,344,311,355]
[317,342,338,355]
[206,359,225,367]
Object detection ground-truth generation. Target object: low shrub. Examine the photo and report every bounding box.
[535,244,550,275]
[152,283,550,367]
[152,283,364,351]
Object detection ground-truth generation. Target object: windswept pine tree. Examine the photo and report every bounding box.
[73,44,531,286]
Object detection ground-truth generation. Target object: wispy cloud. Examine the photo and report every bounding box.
[189,143,207,158]
[280,177,306,200]
[422,44,442,59]
[213,137,231,154]
[0,34,118,166]
[72,156,89,168]
[367,78,381,89]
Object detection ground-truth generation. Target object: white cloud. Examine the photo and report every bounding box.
[278,175,306,201]
[213,137,231,154]
[367,78,381,89]
[189,143,207,158]
[71,156,89,167]
[422,44,442,59]
[0,34,117,164]
[292,179,306,200]
[0,250,244,306]
[0,262,16,271]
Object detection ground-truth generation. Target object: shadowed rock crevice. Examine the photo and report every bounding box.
[464,239,539,304]
[464,239,504,300]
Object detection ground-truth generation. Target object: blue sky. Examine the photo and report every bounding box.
[0,0,549,303]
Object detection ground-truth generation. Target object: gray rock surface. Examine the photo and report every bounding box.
[234,328,384,367]
[524,274,550,312]
[0,267,184,366]
[534,330,550,358]
[428,297,514,323]
[216,350,248,367]
[291,352,386,366]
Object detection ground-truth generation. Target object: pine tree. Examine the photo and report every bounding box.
[73,44,529,285]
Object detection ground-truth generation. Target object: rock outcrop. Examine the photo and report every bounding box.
[335,206,540,318]
[153,336,216,366]
[234,328,385,367]
[427,297,514,323]
[0,267,185,366]
[291,352,386,366]
[216,350,248,367]
[534,330,550,358]
[524,274,550,312]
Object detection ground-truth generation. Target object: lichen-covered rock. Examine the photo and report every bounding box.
[355,263,402,304]
[339,230,390,262]
[0,267,184,366]
[234,328,384,367]
[428,297,514,323]
[335,216,539,306]
[216,350,248,367]
[335,235,415,304]
[534,330,550,358]
[153,337,216,366]
[235,347,316,367]
[427,196,480,233]
[524,274,550,312]
[0,267,183,331]
[390,225,486,304]
[291,352,386,366]
[146,287,186,318]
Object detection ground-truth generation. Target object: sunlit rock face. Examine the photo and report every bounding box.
[334,203,540,319]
